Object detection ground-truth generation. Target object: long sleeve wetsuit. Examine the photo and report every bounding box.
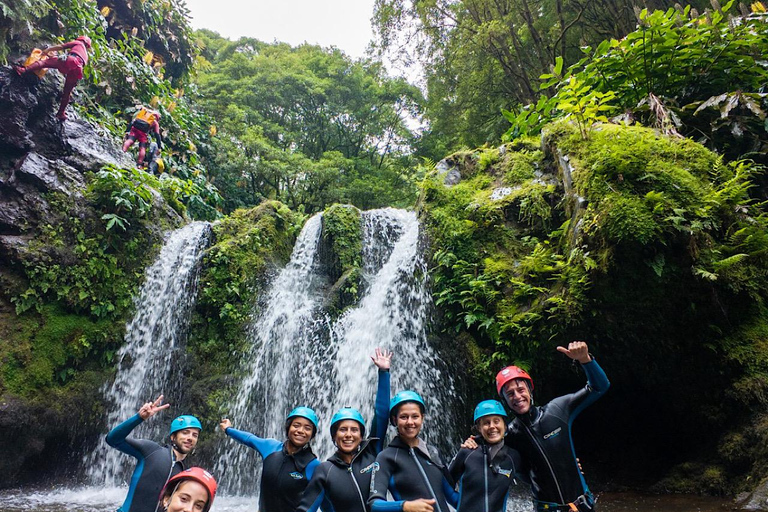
[367,436,458,512]
[224,427,319,512]
[297,369,390,512]
[106,414,185,512]
[449,441,524,512]
[505,359,610,510]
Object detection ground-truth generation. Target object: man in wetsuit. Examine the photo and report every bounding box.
[496,341,609,512]
[14,35,92,121]
[106,394,202,512]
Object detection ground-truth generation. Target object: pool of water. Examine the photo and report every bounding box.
[0,487,740,512]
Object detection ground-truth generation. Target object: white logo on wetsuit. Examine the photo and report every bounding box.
[543,427,562,440]
[289,472,304,480]
[361,462,379,474]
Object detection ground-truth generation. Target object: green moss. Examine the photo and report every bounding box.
[186,200,304,374]
[476,147,500,172]
[323,204,363,277]
[502,149,543,185]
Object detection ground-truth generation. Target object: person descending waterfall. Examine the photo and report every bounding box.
[220,404,321,512]
[449,400,525,512]
[496,341,610,512]
[297,347,393,512]
[123,105,162,168]
[158,467,217,512]
[106,395,202,512]
[367,391,458,512]
[13,35,92,121]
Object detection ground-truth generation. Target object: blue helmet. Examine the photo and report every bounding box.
[473,400,508,423]
[170,415,202,435]
[330,407,366,439]
[286,406,319,437]
[389,390,425,425]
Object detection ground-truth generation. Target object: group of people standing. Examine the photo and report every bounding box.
[107,342,608,512]
[14,35,164,169]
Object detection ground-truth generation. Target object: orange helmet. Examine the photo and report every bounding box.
[160,467,217,512]
[495,365,534,396]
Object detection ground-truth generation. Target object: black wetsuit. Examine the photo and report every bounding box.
[224,427,319,512]
[106,414,185,512]
[450,441,524,512]
[505,359,610,510]
[297,369,390,512]
[368,436,458,512]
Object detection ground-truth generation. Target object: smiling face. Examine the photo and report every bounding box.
[287,417,315,449]
[171,428,200,455]
[334,419,363,454]
[395,402,424,442]
[502,378,532,415]
[162,480,209,512]
[477,415,506,444]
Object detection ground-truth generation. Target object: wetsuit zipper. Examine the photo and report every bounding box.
[522,422,565,504]
[154,447,178,512]
[483,446,489,512]
[409,447,443,512]
[347,466,367,511]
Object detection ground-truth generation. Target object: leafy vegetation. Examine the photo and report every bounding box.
[194,31,423,213]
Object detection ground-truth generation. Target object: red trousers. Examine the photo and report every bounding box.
[24,55,84,117]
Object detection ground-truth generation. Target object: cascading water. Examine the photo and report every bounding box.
[216,208,461,496]
[83,221,212,485]
[214,213,328,495]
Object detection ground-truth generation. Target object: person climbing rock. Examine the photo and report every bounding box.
[123,106,162,168]
[220,406,320,512]
[13,35,92,121]
[106,394,202,512]
[495,341,610,511]
[157,467,217,512]
[146,141,165,174]
[449,400,525,512]
[367,390,458,512]
[297,347,393,512]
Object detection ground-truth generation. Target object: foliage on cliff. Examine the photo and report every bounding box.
[504,2,768,166]
[421,121,768,491]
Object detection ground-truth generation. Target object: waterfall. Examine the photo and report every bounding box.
[216,208,459,495]
[83,221,212,485]
[214,213,327,495]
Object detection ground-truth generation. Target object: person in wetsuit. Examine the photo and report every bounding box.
[450,400,524,512]
[14,35,92,121]
[496,341,609,511]
[106,394,202,512]
[219,406,320,512]
[297,347,393,512]
[123,106,162,168]
[367,390,458,512]
[158,467,217,512]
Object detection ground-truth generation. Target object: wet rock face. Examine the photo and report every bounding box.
[0,66,132,254]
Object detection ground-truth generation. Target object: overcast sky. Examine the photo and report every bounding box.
[183,0,376,59]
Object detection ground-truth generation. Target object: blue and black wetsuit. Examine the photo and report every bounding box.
[505,359,609,510]
[106,414,185,512]
[368,436,458,512]
[297,369,390,512]
[224,427,319,512]
[449,440,524,512]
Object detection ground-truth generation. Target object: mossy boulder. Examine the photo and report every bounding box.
[320,204,363,313]
[420,120,768,493]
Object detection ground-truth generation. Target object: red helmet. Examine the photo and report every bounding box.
[160,467,217,512]
[495,365,534,396]
[76,35,92,48]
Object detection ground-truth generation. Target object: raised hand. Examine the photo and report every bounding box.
[556,341,591,364]
[138,394,170,420]
[461,436,479,450]
[371,347,393,371]
[219,418,232,432]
